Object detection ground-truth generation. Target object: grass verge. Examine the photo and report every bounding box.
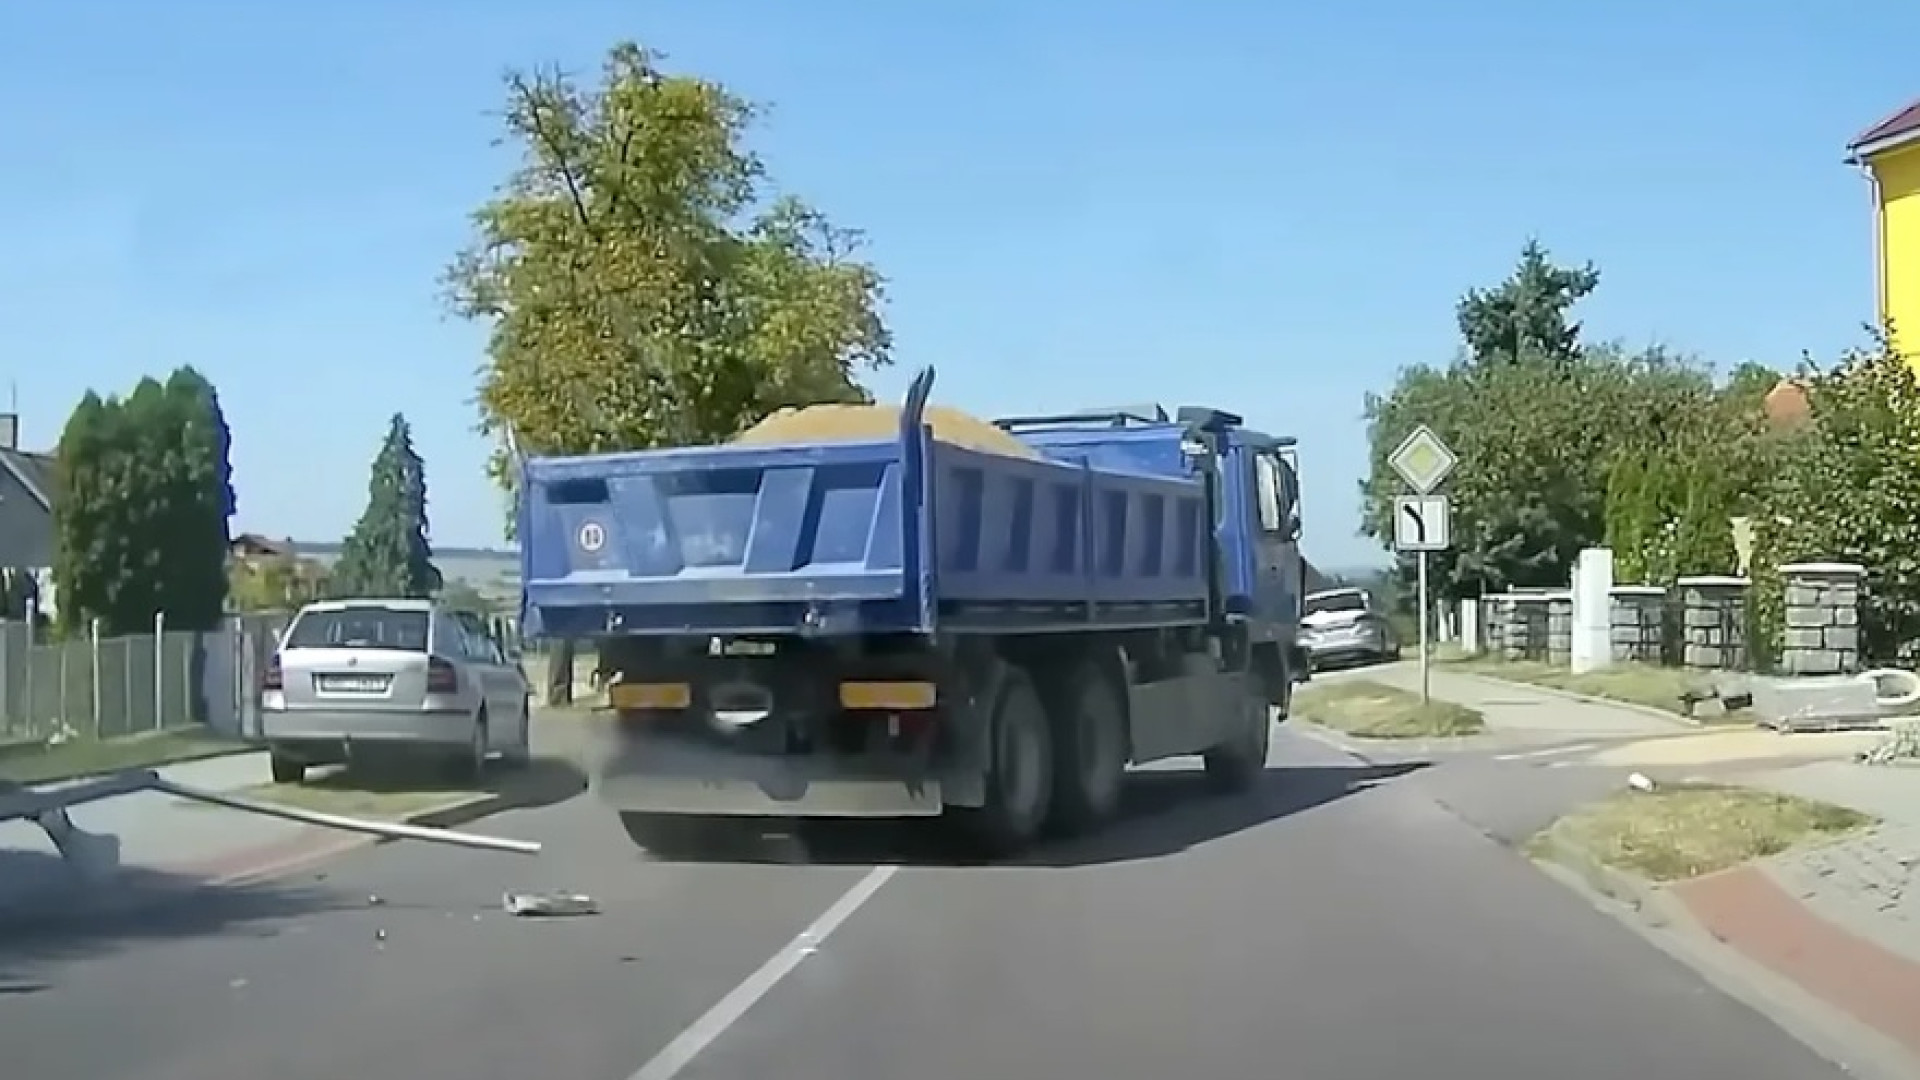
[0,727,249,785]
[1529,783,1872,883]
[237,777,488,821]
[1446,658,1746,722]
[1294,679,1485,739]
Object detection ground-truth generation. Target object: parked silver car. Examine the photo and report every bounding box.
[1300,587,1400,670]
[258,599,531,784]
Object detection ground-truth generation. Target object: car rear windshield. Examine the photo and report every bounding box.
[284,607,430,652]
[1306,592,1367,615]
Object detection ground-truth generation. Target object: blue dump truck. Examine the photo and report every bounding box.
[517,368,1306,857]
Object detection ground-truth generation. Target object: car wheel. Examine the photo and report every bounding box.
[500,701,533,769]
[269,751,306,785]
[456,712,489,783]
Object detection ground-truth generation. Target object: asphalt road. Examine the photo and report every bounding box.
[0,728,1854,1080]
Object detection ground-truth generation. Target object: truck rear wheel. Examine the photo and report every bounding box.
[1203,680,1271,793]
[1045,664,1128,835]
[950,667,1054,858]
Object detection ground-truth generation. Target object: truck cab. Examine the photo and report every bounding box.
[1000,405,1306,703]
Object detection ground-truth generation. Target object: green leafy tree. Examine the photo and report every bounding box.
[332,415,441,598]
[444,41,893,527]
[1362,245,1624,598]
[156,367,236,630]
[1454,239,1599,368]
[1603,452,1658,582]
[1363,243,1764,603]
[52,368,238,636]
[54,384,171,636]
[445,42,894,703]
[1752,335,1920,660]
[53,391,112,635]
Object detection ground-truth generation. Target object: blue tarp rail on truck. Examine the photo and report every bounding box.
[519,368,1213,640]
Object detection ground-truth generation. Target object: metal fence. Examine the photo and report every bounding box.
[0,614,294,745]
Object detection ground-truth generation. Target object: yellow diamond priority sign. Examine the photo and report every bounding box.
[1388,425,1456,495]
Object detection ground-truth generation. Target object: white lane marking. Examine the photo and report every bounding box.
[627,864,898,1080]
[1494,742,1598,763]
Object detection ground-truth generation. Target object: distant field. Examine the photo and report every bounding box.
[292,540,519,604]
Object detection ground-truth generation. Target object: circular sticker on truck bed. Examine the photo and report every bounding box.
[577,521,606,553]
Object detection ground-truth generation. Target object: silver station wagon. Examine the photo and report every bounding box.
[258,598,532,783]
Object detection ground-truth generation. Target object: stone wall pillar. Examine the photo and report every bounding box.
[1486,594,1510,657]
[1546,593,1573,665]
[1607,585,1666,664]
[1677,575,1750,671]
[1780,562,1866,675]
[1504,594,1550,661]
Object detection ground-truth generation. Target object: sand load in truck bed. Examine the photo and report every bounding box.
[730,403,1039,460]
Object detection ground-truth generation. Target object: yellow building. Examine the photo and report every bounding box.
[1851,99,1920,361]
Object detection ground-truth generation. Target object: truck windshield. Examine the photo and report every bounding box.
[284,606,430,651]
[1305,592,1367,615]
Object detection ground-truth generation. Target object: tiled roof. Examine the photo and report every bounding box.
[1763,378,1811,431]
[1852,99,1920,154]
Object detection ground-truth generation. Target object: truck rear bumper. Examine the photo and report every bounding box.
[591,735,945,818]
[596,774,942,817]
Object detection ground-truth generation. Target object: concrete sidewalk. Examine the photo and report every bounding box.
[1361,662,1685,738]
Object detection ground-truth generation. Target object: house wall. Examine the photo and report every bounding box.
[1871,142,1920,365]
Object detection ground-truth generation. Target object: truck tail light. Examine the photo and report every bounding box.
[427,657,459,694]
[838,681,936,711]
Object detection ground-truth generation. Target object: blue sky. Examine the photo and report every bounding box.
[2,1,1914,569]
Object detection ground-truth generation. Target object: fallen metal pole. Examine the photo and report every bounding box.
[0,771,153,822]
[148,777,542,855]
[0,769,541,857]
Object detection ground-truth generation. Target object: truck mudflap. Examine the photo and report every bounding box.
[591,734,945,818]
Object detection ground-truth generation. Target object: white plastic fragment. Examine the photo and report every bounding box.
[504,891,600,917]
[1627,771,1656,793]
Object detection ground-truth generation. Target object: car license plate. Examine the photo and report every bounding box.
[318,674,390,693]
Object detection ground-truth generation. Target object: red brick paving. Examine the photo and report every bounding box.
[1672,865,1920,1056]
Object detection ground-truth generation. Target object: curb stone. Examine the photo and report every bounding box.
[1293,719,1489,763]
[1529,836,1920,1080]
[1291,722,1382,763]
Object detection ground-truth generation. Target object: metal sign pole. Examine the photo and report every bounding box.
[1417,550,1430,703]
[1388,425,1456,710]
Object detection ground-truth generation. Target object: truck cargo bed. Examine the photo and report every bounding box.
[519,370,1212,638]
